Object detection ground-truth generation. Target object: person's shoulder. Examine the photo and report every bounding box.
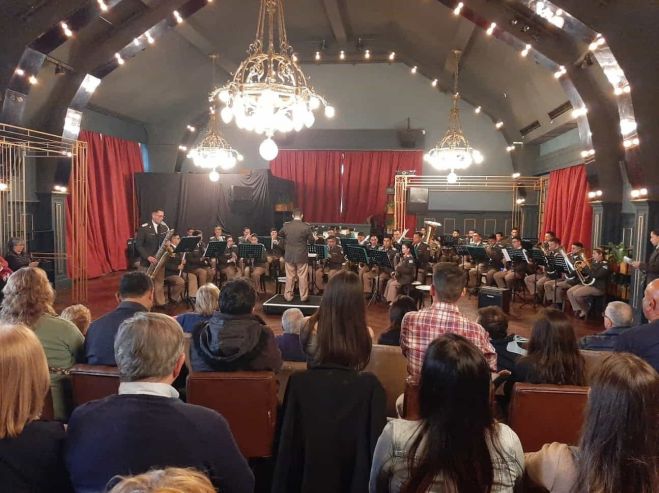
[25,419,67,439]
[493,422,522,447]
[39,313,81,335]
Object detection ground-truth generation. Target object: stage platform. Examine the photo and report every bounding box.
[262,294,322,315]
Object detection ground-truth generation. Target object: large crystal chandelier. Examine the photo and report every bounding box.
[425,50,483,182]
[211,0,334,161]
[188,109,244,179]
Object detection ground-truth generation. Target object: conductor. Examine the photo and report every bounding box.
[279,209,314,302]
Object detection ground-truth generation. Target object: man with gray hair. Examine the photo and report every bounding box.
[65,312,254,493]
[276,308,307,362]
[579,301,633,351]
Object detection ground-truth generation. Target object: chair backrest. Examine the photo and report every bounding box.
[509,382,589,452]
[276,360,307,403]
[41,388,55,421]
[402,377,420,420]
[581,349,609,383]
[365,344,408,417]
[69,364,121,408]
[187,371,278,458]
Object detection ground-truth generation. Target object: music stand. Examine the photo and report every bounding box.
[345,245,368,265]
[467,246,489,292]
[455,245,470,271]
[204,240,227,258]
[174,236,200,255]
[239,243,266,263]
[311,244,328,260]
[366,249,394,305]
[258,236,272,250]
[506,248,530,307]
[340,238,358,248]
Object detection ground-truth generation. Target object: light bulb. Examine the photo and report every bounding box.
[0,182,7,191]
[259,138,279,160]
[324,105,335,118]
[447,171,458,183]
[309,96,320,110]
[220,106,233,124]
[472,150,484,164]
[218,90,230,103]
[209,170,220,182]
[304,111,315,128]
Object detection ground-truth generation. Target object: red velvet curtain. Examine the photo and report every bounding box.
[543,164,593,250]
[270,150,422,227]
[67,130,144,278]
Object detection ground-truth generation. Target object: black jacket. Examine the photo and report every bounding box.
[135,222,168,266]
[5,250,30,271]
[190,312,282,372]
[272,365,386,493]
[640,246,659,284]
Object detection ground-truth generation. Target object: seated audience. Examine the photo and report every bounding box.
[377,296,417,346]
[85,272,153,365]
[5,237,39,271]
[370,334,524,492]
[0,324,72,492]
[190,278,282,372]
[273,270,386,493]
[615,278,659,371]
[0,267,83,420]
[401,262,497,383]
[107,467,215,493]
[579,301,633,351]
[65,312,254,493]
[176,283,220,333]
[525,352,658,493]
[477,306,526,373]
[60,304,92,337]
[505,309,586,399]
[276,308,307,362]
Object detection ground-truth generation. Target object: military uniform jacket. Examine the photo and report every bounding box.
[135,222,168,267]
[326,245,345,270]
[640,246,659,284]
[269,238,285,257]
[395,254,416,286]
[280,219,314,265]
[164,252,183,277]
[589,260,611,291]
[382,247,397,274]
[218,245,239,267]
[413,242,431,269]
[185,242,210,271]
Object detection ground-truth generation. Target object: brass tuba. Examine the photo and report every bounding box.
[146,229,175,278]
[422,221,442,244]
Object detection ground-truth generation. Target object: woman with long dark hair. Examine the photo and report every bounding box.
[526,352,658,492]
[273,270,386,493]
[370,333,524,492]
[378,296,417,346]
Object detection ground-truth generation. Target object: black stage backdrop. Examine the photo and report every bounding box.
[135,170,294,237]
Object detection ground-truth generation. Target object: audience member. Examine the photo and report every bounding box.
[377,296,417,346]
[276,308,307,362]
[190,278,282,372]
[477,306,526,373]
[65,312,254,493]
[615,278,659,371]
[85,272,153,365]
[0,324,72,492]
[0,267,83,420]
[525,352,658,493]
[401,262,496,383]
[5,237,39,271]
[579,301,633,351]
[60,304,92,336]
[273,270,386,493]
[505,309,586,399]
[370,334,524,492]
[176,283,220,333]
[107,467,216,493]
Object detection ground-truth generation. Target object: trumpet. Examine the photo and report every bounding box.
[573,254,595,286]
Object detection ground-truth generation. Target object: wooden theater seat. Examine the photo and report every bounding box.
[365,344,408,417]
[276,360,307,403]
[509,383,589,452]
[187,371,278,458]
[69,364,121,408]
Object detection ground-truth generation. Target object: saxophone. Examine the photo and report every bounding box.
[146,229,175,278]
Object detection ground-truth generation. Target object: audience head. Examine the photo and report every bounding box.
[151,209,164,225]
[311,270,371,370]
[60,304,92,336]
[107,467,215,493]
[219,279,256,316]
[388,296,417,331]
[576,353,658,493]
[114,312,185,384]
[525,308,585,386]
[0,324,49,439]
[477,305,509,340]
[118,272,154,310]
[1,267,55,326]
[194,283,220,317]
[642,279,659,322]
[281,308,304,335]
[603,301,633,329]
[431,262,465,304]
[7,237,26,255]
[405,334,496,493]
[292,209,302,219]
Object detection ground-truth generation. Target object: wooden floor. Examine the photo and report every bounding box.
[54,271,605,340]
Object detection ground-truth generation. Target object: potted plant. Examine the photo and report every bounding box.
[606,242,630,275]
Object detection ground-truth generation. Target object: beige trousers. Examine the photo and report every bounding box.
[285,261,309,301]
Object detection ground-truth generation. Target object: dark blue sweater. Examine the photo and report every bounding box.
[614,319,659,372]
[65,394,254,493]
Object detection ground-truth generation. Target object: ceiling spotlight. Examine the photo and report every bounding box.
[186,125,196,132]
[97,0,109,12]
[133,38,141,46]
[588,34,606,52]
[173,10,183,23]
[631,189,640,199]
[447,171,458,184]
[453,2,464,16]
[178,145,188,151]
[209,170,220,182]
[516,198,526,205]
[431,78,438,87]
[554,66,566,79]
[28,75,38,85]
[411,65,417,74]
[364,49,371,60]
[388,51,396,61]
[339,50,345,60]
[145,32,155,44]
[115,53,125,65]
[60,22,73,37]
[495,121,503,129]
[315,51,321,61]
[486,22,496,36]
[596,190,603,197]
[571,107,588,119]
[512,172,521,179]
[506,146,515,152]
[639,188,648,196]
[15,68,25,76]
[474,106,481,114]
[521,44,531,57]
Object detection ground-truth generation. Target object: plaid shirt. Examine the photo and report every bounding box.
[401,301,497,381]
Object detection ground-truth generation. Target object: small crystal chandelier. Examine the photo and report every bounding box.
[212,0,335,161]
[187,109,244,176]
[425,50,483,180]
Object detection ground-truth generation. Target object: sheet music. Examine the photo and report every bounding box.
[502,249,512,262]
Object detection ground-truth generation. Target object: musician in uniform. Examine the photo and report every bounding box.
[162,232,186,304]
[545,241,584,305]
[412,231,431,283]
[566,248,611,318]
[184,230,215,299]
[209,226,225,242]
[279,209,314,302]
[494,232,505,247]
[392,229,402,244]
[267,228,285,276]
[315,235,345,292]
[525,236,561,301]
[239,227,252,244]
[469,235,503,288]
[244,234,268,294]
[361,235,382,294]
[376,236,398,296]
[218,236,240,281]
[494,237,530,290]
[135,209,169,307]
[384,243,416,303]
[630,228,659,285]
